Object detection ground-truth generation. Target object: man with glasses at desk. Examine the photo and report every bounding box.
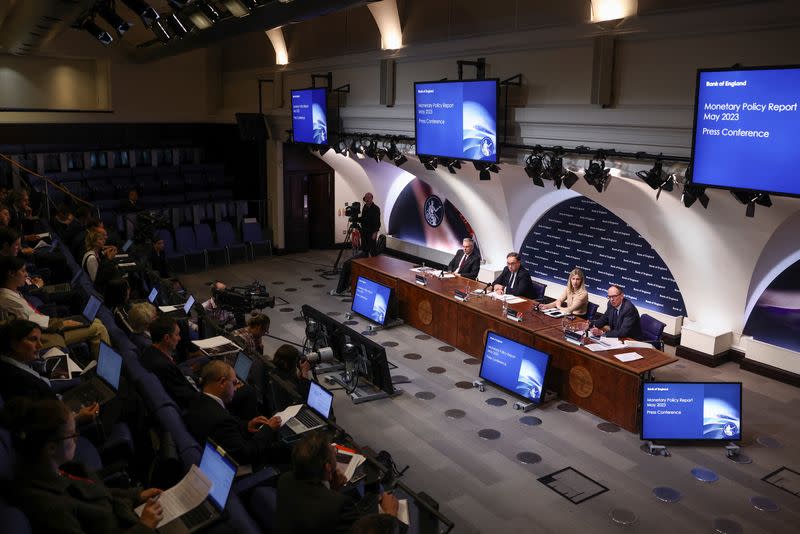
[491,252,537,299]
[589,284,642,339]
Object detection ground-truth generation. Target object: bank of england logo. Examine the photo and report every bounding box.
[723,422,738,438]
[480,137,494,158]
[423,195,444,227]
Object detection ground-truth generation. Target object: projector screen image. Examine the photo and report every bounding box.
[291,88,328,145]
[351,276,392,325]
[691,65,800,196]
[479,332,550,403]
[641,382,742,441]
[415,79,498,163]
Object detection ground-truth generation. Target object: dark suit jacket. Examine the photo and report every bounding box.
[0,359,57,403]
[147,248,169,278]
[184,394,277,466]
[359,203,381,234]
[491,266,537,299]
[13,462,153,534]
[275,472,361,534]
[592,298,642,338]
[139,345,200,409]
[447,249,481,280]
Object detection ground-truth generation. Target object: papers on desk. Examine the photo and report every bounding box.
[159,305,181,313]
[42,347,83,379]
[623,340,655,349]
[34,232,50,239]
[34,240,51,250]
[506,296,526,304]
[193,335,241,357]
[334,444,366,483]
[272,404,302,426]
[135,465,212,527]
[614,352,644,363]
[410,266,436,273]
[117,262,137,268]
[380,499,409,525]
[584,337,625,351]
[489,292,525,304]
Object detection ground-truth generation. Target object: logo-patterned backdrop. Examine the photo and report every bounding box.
[520,196,686,316]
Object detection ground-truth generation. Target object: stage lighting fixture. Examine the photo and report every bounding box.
[636,159,674,198]
[386,141,407,167]
[363,139,380,162]
[474,161,499,181]
[221,0,252,18]
[319,145,331,156]
[189,2,220,29]
[681,184,709,209]
[584,157,610,193]
[731,190,771,218]
[420,156,438,171]
[122,0,159,27]
[166,13,191,37]
[83,20,114,45]
[98,7,132,35]
[151,18,172,42]
[444,159,462,174]
[350,139,363,155]
[335,139,349,155]
[525,152,545,187]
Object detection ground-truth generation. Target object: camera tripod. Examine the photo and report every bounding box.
[323,222,358,276]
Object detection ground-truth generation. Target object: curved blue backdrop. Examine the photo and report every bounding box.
[519,197,686,316]
[743,258,800,352]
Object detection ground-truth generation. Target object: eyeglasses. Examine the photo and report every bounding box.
[507,261,519,267]
[607,293,622,299]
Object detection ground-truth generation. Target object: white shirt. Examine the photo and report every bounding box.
[0,287,51,328]
[0,355,50,385]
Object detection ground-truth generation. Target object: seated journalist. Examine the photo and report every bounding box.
[589,284,642,339]
[446,237,481,280]
[491,252,537,299]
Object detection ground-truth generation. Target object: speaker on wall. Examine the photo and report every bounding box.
[235,113,270,141]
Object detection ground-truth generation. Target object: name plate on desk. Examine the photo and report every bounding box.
[454,290,468,301]
[506,309,522,322]
[415,275,427,286]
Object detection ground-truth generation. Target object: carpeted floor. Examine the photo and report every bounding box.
[180,250,800,534]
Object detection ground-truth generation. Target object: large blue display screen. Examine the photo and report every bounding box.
[415,79,498,163]
[291,88,328,145]
[691,66,800,196]
[351,276,392,325]
[641,382,742,441]
[479,332,550,403]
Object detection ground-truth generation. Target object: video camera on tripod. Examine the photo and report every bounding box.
[214,281,275,314]
[344,201,361,228]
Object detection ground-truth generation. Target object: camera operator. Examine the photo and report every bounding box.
[203,281,235,327]
[233,313,270,357]
[359,192,381,257]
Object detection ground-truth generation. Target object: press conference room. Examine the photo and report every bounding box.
[1,1,799,533]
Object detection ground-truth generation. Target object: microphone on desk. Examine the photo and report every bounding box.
[482,281,493,294]
[439,269,445,278]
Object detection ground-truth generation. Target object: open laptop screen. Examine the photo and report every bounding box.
[307,381,333,419]
[83,295,102,322]
[233,352,253,382]
[97,342,122,391]
[148,288,158,304]
[122,239,133,252]
[183,294,196,314]
[199,442,237,511]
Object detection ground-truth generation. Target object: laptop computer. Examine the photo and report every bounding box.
[114,239,135,260]
[61,294,102,331]
[160,441,238,534]
[147,287,159,304]
[61,342,122,410]
[279,381,334,440]
[159,294,195,317]
[40,269,82,294]
[233,351,253,382]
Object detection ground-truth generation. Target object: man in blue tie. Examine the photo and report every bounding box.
[590,284,642,339]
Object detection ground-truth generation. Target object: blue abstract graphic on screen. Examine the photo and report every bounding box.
[352,277,391,325]
[291,88,328,145]
[743,258,800,352]
[692,67,800,196]
[642,383,741,441]
[415,80,497,162]
[520,196,686,316]
[480,332,550,403]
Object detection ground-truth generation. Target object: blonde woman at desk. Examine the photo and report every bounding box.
[539,268,589,317]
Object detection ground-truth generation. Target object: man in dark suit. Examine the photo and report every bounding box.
[139,316,201,409]
[184,360,282,466]
[359,192,381,257]
[276,432,400,534]
[491,252,537,299]
[590,284,642,338]
[447,237,481,280]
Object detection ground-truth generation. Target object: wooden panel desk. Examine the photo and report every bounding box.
[351,256,678,432]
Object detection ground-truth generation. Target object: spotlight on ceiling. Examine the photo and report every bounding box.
[474,161,500,181]
[385,141,407,167]
[151,18,172,42]
[221,0,252,18]
[319,145,331,156]
[122,0,160,28]
[420,156,438,171]
[681,184,709,209]
[364,139,385,163]
[731,190,771,218]
[334,139,349,155]
[166,13,191,37]
[636,158,674,199]
[584,155,611,193]
[98,7,132,35]
[82,20,114,45]
[525,149,545,187]
[188,2,220,29]
[542,151,579,190]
